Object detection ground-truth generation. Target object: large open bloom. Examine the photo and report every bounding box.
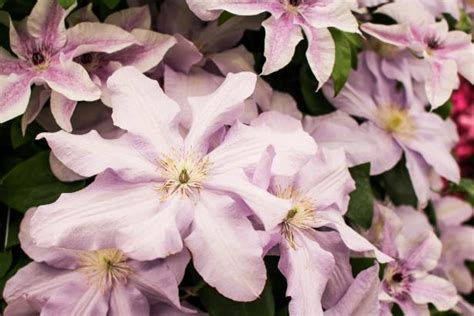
[29,67,317,302]
[3,208,190,315]
[185,0,359,89]
[361,0,474,108]
[0,0,136,124]
[322,51,460,207]
[250,146,391,315]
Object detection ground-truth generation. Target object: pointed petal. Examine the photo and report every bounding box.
[9,18,31,58]
[39,60,100,101]
[63,22,137,57]
[109,284,149,315]
[425,59,459,108]
[164,34,203,73]
[184,191,266,302]
[261,15,303,75]
[361,23,411,47]
[0,72,33,123]
[38,130,159,181]
[404,149,431,208]
[21,86,49,135]
[104,5,151,31]
[301,26,335,89]
[325,265,381,316]
[206,169,291,230]
[434,196,473,228]
[30,171,160,250]
[188,0,283,20]
[109,29,176,73]
[41,280,109,315]
[50,91,77,132]
[27,0,71,50]
[130,260,181,308]
[399,231,441,272]
[410,275,458,311]
[279,230,335,316]
[317,210,392,263]
[107,66,182,153]
[0,47,27,75]
[185,71,257,152]
[116,197,193,260]
[66,3,99,26]
[396,297,430,316]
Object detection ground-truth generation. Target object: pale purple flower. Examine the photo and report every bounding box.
[3,208,191,315]
[42,5,177,132]
[369,203,458,315]
[433,196,474,294]
[251,146,391,315]
[0,0,136,124]
[185,0,359,89]
[29,67,317,301]
[361,0,474,108]
[323,51,460,207]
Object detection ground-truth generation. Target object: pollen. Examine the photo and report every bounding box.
[379,106,415,138]
[156,150,211,200]
[78,249,131,292]
[275,185,316,249]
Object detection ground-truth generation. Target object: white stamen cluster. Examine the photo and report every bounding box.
[156,150,211,200]
[275,185,316,248]
[78,249,131,292]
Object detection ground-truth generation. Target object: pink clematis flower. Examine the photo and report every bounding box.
[369,203,458,315]
[29,67,317,302]
[323,51,460,207]
[361,0,474,108]
[432,196,474,295]
[251,146,391,315]
[0,0,136,124]
[3,208,192,316]
[185,0,359,89]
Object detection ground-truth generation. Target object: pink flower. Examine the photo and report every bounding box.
[322,51,460,207]
[361,0,474,108]
[185,0,359,89]
[0,0,136,124]
[3,208,191,315]
[29,67,317,302]
[369,203,459,314]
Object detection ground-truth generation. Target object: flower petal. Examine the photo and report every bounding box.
[261,15,303,75]
[104,5,151,31]
[300,1,358,33]
[107,66,182,153]
[185,71,257,152]
[301,25,335,90]
[434,196,472,228]
[410,275,458,311]
[164,34,203,74]
[30,171,160,250]
[39,60,100,102]
[0,72,33,123]
[115,197,193,261]
[425,59,459,109]
[278,230,335,316]
[38,130,159,181]
[361,23,411,47]
[404,149,431,208]
[109,283,149,316]
[63,22,137,58]
[398,231,441,272]
[50,91,77,132]
[184,191,266,302]
[0,47,27,75]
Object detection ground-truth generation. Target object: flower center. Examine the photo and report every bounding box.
[30,51,50,71]
[275,185,316,248]
[78,249,131,292]
[379,106,415,137]
[383,261,412,300]
[156,151,210,200]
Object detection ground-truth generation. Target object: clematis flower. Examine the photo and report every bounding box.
[361,0,474,108]
[251,145,391,315]
[323,51,460,207]
[30,67,317,302]
[185,0,359,89]
[36,4,177,132]
[368,203,458,315]
[3,208,191,315]
[432,196,474,294]
[0,0,136,124]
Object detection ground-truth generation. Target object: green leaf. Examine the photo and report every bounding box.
[102,0,120,9]
[449,178,474,205]
[59,0,75,9]
[0,0,5,9]
[0,151,85,212]
[329,29,361,96]
[199,281,275,316]
[433,99,452,119]
[299,64,335,116]
[380,158,417,207]
[346,163,374,229]
[218,11,235,25]
[0,251,12,278]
